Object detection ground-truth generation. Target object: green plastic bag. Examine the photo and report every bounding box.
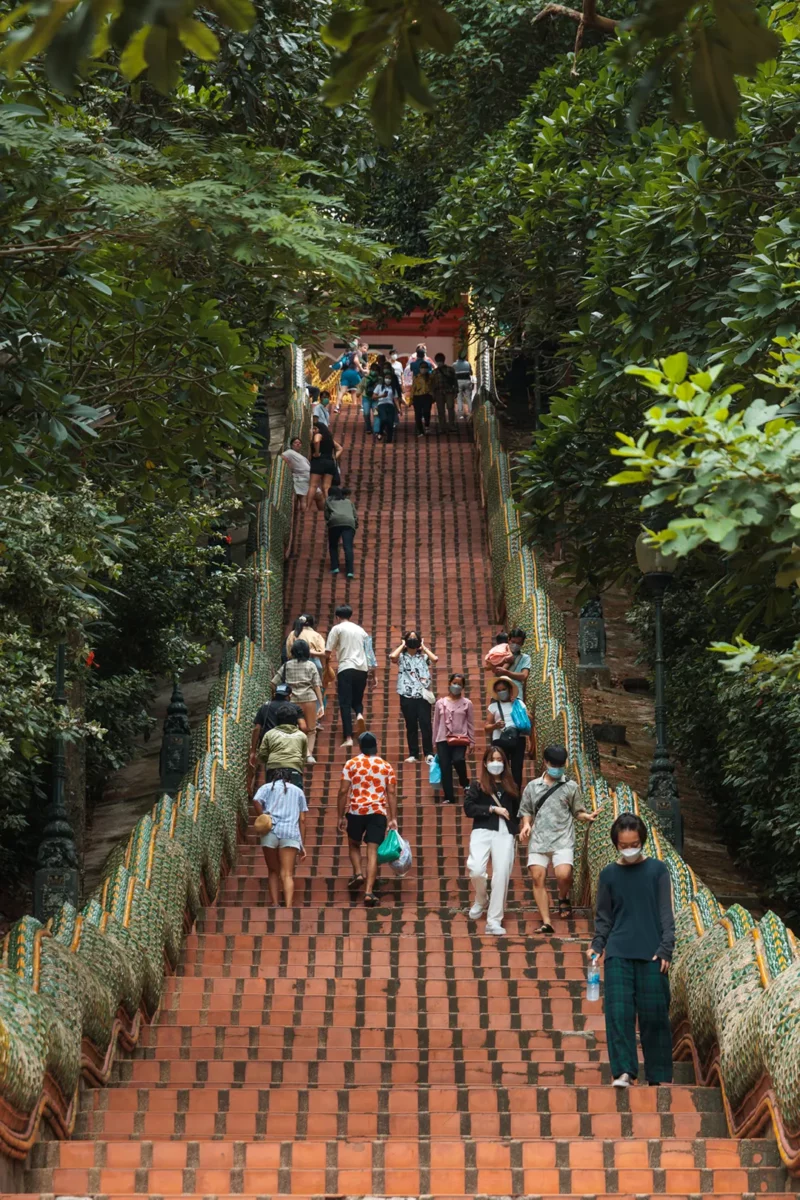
[377,828,402,864]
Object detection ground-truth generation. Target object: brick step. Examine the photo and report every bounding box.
[70,1104,730,1142]
[74,1082,722,1115]
[173,960,597,980]
[10,1192,794,1200]
[213,883,556,905]
[108,1058,698,1088]
[24,1137,786,1197]
[194,909,592,936]
[162,974,599,997]
[139,1024,608,1051]
[13,1194,794,1200]
[159,1009,605,1033]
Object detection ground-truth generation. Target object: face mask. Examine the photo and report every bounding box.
[449,684,463,696]
[405,637,420,649]
[620,847,642,860]
[546,765,565,779]
[321,398,329,406]
[510,644,522,657]
[384,377,392,385]
[495,689,511,702]
[487,761,504,776]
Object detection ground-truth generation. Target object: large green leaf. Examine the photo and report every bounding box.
[690,27,740,139]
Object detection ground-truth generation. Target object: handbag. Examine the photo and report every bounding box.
[254,812,273,836]
[511,697,531,733]
[496,701,520,752]
[422,688,436,706]
[446,735,471,746]
[428,756,442,786]
[377,828,402,864]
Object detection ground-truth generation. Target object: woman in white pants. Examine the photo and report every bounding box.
[463,746,520,936]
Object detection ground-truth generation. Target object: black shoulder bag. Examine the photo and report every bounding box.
[532,780,566,820]
[496,701,520,752]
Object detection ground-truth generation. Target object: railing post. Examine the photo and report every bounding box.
[159,678,192,797]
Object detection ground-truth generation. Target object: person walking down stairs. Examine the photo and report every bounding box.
[390,629,438,763]
[465,745,520,936]
[433,671,475,804]
[591,811,676,1089]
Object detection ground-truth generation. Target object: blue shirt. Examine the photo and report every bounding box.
[254,780,308,843]
[509,651,531,700]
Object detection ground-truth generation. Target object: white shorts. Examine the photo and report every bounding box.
[528,848,574,869]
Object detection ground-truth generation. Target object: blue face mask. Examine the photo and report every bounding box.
[546,765,565,779]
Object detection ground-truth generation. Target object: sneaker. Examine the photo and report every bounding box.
[612,1073,632,1088]
[306,754,316,765]
[346,572,355,579]
[486,922,506,936]
[405,756,418,763]
[468,903,485,919]
[341,738,353,750]
[354,714,366,735]
[330,568,339,575]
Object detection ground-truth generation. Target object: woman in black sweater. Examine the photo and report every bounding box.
[464,746,520,936]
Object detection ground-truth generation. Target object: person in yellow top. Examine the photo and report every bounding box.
[410,361,434,437]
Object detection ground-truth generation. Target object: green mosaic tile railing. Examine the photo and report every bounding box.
[0,383,309,1161]
[473,383,800,1171]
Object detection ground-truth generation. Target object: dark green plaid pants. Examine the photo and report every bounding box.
[604,956,673,1083]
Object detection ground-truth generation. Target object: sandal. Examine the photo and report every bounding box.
[540,923,555,935]
[364,893,379,907]
[558,899,572,919]
[347,874,365,890]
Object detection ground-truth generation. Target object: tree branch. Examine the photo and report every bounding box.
[533,0,618,36]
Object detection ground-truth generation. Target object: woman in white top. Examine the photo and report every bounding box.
[282,437,322,526]
[390,630,438,762]
[286,614,328,721]
[272,639,324,763]
[484,674,533,790]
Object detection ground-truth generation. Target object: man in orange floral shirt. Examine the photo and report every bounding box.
[337,731,398,907]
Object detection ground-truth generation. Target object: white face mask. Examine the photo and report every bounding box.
[620,847,642,860]
[487,761,504,776]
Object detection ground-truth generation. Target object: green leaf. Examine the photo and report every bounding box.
[144,24,182,94]
[396,31,435,111]
[690,27,740,140]
[416,3,460,54]
[205,0,256,33]
[714,0,781,74]
[176,18,219,61]
[119,24,149,80]
[322,9,355,50]
[662,352,688,383]
[370,60,404,145]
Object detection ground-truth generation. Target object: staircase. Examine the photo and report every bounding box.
[16,405,792,1198]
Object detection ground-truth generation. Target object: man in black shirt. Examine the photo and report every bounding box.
[248,684,305,795]
[590,812,675,1088]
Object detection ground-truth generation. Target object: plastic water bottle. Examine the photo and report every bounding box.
[587,960,600,1002]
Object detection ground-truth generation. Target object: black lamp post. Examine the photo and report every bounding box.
[34,641,80,923]
[635,532,683,853]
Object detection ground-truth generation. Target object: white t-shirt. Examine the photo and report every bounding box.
[373,383,395,406]
[326,620,373,673]
[391,360,403,380]
[488,700,517,742]
[282,449,310,495]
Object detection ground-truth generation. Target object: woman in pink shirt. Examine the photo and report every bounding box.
[433,672,475,805]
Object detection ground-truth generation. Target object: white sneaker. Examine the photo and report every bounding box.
[341,739,353,750]
[306,754,316,765]
[405,756,418,763]
[468,903,485,919]
[612,1073,632,1088]
[486,922,506,936]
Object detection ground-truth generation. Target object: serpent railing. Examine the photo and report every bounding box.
[473,347,800,1171]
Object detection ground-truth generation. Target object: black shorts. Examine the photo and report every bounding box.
[346,812,387,845]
